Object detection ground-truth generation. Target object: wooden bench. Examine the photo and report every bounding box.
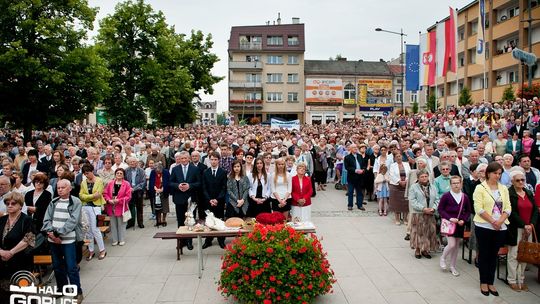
[461,230,472,264]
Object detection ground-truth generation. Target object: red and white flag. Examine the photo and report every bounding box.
[443,7,458,76]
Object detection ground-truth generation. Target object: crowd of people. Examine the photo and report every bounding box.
[0,97,540,301]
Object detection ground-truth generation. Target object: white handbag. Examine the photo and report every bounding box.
[122,201,132,223]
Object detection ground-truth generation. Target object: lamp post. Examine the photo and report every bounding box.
[253,58,259,121]
[375,27,407,113]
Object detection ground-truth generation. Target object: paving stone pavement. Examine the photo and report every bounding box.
[77,185,540,303]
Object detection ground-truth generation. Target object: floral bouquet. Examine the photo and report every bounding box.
[218,224,336,303]
[255,212,286,225]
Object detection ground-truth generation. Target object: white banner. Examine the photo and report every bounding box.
[270,119,300,130]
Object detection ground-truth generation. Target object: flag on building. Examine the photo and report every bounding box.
[419,31,436,87]
[443,6,458,76]
[436,21,446,77]
[477,0,486,65]
[405,44,420,91]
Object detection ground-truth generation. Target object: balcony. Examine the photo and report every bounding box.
[229,99,263,109]
[229,61,263,70]
[239,41,262,50]
[229,82,262,89]
[492,51,514,71]
[492,15,519,39]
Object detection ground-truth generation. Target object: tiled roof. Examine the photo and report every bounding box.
[304,60,392,76]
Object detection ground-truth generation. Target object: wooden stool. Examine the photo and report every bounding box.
[496,247,508,284]
[33,255,54,286]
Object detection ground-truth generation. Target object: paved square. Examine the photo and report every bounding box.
[79,187,540,303]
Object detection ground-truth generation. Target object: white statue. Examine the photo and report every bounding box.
[204,210,226,231]
[184,198,197,227]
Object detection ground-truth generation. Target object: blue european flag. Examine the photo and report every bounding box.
[405,44,420,91]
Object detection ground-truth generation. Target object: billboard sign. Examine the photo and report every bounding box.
[357,79,393,108]
[305,78,343,103]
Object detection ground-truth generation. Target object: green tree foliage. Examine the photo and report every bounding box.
[216,113,226,125]
[426,93,437,112]
[500,86,515,102]
[96,0,222,128]
[412,100,419,114]
[458,87,473,106]
[0,0,110,139]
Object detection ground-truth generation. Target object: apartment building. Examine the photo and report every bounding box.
[429,0,540,107]
[304,59,393,123]
[228,19,305,123]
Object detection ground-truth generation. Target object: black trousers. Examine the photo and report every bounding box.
[475,225,506,285]
[128,190,144,227]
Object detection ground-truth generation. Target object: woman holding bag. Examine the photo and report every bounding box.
[103,168,132,246]
[506,170,538,292]
[438,175,471,276]
[148,163,170,227]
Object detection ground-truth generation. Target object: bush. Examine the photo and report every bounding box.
[425,93,436,112]
[412,100,419,114]
[459,87,472,106]
[249,117,261,125]
[218,224,336,303]
[517,82,540,100]
[500,86,515,103]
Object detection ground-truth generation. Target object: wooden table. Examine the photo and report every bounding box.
[154,226,316,278]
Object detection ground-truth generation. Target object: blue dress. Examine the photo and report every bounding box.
[376,182,390,198]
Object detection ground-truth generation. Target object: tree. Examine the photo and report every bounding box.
[425,93,437,112]
[0,0,110,140]
[458,87,472,106]
[96,0,222,128]
[412,100,419,114]
[329,54,343,61]
[216,112,226,125]
[500,85,515,103]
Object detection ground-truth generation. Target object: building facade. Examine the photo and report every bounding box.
[428,0,540,107]
[228,19,305,124]
[304,59,394,123]
[195,101,217,125]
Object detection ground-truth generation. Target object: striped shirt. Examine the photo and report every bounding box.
[49,198,76,244]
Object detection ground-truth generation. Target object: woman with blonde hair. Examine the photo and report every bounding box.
[290,162,313,222]
[374,163,390,216]
[270,158,292,218]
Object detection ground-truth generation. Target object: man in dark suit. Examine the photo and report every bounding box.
[38,144,54,176]
[124,157,147,229]
[170,151,200,250]
[508,118,525,139]
[344,144,366,211]
[201,152,228,249]
[191,151,208,220]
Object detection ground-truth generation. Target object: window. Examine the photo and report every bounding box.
[267,73,283,83]
[287,73,299,83]
[210,113,215,119]
[458,27,465,41]
[458,82,464,92]
[245,92,262,100]
[509,71,516,83]
[509,7,519,18]
[246,73,261,83]
[267,55,283,64]
[458,52,465,67]
[288,55,299,64]
[266,92,283,102]
[468,49,476,64]
[267,36,283,46]
[288,36,299,46]
[239,35,262,49]
[204,113,209,118]
[343,83,356,100]
[470,21,478,35]
[288,92,299,102]
[246,55,260,62]
[396,89,403,103]
[410,91,418,103]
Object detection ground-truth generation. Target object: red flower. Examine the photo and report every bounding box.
[255,289,262,296]
[269,275,276,282]
[285,292,290,298]
[263,262,270,268]
[299,246,307,253]
[263,300,272,304]
[251,259,257,265]
[290,269,297,275]
[266,247,273,254]
[232,284,238,290]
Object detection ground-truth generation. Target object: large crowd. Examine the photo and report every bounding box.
[0,97,540,301]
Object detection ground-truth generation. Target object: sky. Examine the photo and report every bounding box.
[88,0,473,112]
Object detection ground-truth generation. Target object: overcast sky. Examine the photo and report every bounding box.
[88,0,472,112]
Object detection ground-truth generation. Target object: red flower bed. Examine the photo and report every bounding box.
[218,224,336,303]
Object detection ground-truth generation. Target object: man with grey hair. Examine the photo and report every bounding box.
[124,157,146,229]
[146,144,167,168]
[0,175,11,217]
[42,179,83,302]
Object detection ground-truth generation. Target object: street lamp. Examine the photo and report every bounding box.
[375,27,407,113]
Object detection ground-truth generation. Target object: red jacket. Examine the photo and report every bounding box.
[291,175,313,207]
[103,180,132,217]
